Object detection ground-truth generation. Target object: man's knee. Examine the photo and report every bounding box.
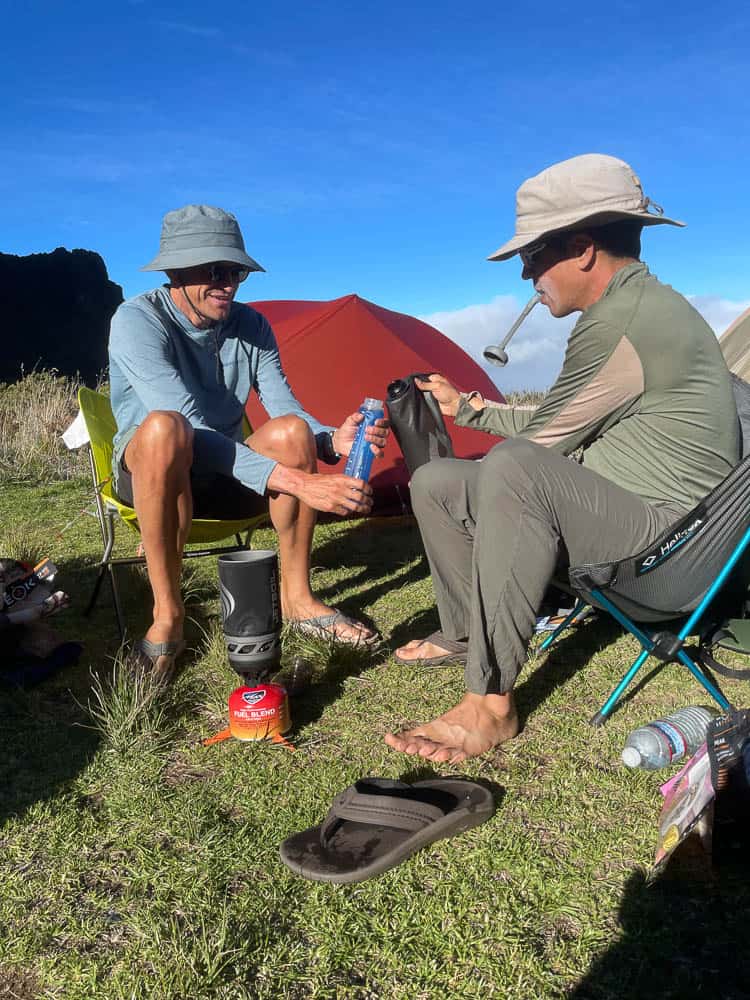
[478,438,543,497]
[128,411,193,471]
[410,458,464,514]
[262,414,315,465]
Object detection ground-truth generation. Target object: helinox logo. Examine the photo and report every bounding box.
[638,517,704,574]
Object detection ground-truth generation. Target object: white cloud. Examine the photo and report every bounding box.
[687,295,750,337]
[420,296,574,392]
[422,294,750,393]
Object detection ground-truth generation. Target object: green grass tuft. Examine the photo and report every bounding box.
[82,653,177,755]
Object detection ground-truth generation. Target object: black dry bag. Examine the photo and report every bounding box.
[386,373,454,476]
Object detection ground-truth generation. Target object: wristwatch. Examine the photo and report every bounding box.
[317,430,342,465]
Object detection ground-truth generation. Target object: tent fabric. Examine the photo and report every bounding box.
[720,306,750,380]
[246,294,504,512]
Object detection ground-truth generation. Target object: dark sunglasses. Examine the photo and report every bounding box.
[519,241,549,268]
[203,263,251,285]
[519,236,569,270]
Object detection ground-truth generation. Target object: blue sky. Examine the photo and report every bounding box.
[4,1,750,388]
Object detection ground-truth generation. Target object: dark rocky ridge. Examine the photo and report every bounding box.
[1,248,123,385]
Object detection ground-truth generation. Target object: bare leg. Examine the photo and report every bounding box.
[124,411,193,646]
[245,416,374,642]
[385,692,519,763]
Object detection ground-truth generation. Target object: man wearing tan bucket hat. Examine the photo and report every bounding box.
[109,205,388,681]
[386,153,739,763]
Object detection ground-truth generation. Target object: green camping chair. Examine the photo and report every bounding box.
[78,387,267,637]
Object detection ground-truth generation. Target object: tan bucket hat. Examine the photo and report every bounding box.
[488,154,685,262]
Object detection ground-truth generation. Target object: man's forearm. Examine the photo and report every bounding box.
[264,463,371,517]
[265,463,307,498]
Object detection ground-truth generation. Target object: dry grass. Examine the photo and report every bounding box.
[0,369,97,484]
[504,388,548,407]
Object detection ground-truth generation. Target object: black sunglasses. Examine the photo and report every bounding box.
[519,241,548,268]
[519,236,568,270]
[204,263,251,285]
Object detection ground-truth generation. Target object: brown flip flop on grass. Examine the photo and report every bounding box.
[279,776,494,883]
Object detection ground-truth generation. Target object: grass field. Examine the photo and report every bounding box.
[1,377,749,999]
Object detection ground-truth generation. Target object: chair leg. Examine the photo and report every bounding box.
[85,503,117,618]
[590,648,651,727]
[538,601,587,652]
[85,506,127,639]
[85,565,109,617]
[108,563,126,640]
[676,648,732,711]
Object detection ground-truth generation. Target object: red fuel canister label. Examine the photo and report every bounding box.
[228,683,291,741]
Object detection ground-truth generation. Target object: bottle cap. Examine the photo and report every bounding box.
[621,746,642,768]
[363,397,383,409]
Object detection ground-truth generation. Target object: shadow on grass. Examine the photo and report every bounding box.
[308,515,429,612]
[0,553,108,825]
[0,548,222,827]
[397,762,506,806]
[516,616,624,726]
[0,680,100,825]
[282,635,384,733]
[570,792,750,999]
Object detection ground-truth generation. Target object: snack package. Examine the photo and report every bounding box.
[653,742,715,871]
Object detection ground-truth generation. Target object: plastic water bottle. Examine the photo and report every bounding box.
[621,706,716,770]
[344,398,384,482]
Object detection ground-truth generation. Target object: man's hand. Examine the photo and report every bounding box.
[414,373,462,417]
[332,412,390,458]
[291,472,374,517]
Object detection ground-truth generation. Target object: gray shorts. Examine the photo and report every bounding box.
[114,428,267,521]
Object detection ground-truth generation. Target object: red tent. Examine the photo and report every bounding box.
[246,294,503,511]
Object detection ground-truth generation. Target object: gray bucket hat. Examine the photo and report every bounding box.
[142,204,265,273]
[488,154,685,262]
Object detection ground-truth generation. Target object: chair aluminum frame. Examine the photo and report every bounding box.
[538,528,750,726]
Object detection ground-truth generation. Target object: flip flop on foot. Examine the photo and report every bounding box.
[288,609,378,647]
[393,631,468,668]
[279,776,494,883]
[130,637,186,687]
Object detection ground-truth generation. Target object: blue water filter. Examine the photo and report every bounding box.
[344,398,384,482]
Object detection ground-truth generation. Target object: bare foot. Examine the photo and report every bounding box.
[395,637,462,662]
[284,598,376,644]
[384,692,519,763]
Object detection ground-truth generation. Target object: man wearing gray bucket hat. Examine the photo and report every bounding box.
[386,154,739,763]
[109,205,388,679]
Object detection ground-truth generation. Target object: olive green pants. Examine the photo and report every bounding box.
[410,439,686,695]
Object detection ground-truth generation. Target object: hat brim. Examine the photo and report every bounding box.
[487,209,685,262]
[141,246,265,273]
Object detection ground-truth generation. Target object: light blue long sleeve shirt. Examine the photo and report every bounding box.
[108,286,333,495]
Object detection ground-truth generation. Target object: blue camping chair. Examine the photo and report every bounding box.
[541,375,750,726]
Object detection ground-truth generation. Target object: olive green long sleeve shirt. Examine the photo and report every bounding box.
[455,263,739,510]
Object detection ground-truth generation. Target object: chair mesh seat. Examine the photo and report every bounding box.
[569,453,750,623]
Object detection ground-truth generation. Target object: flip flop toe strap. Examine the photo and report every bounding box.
[424,631,468,654]
[320,780,445,848]
[137,638,186,659]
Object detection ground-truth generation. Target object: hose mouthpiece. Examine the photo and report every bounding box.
[483,293,541,368]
